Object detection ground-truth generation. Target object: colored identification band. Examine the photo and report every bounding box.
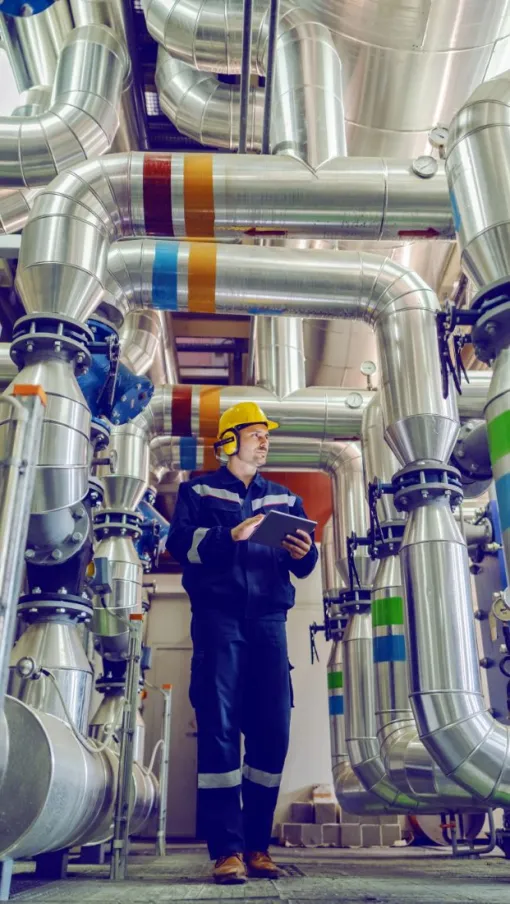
[373,635,406,663]
[153,242,178,310]
[184,155,214,237]
[495,472,510,533]
[188,244,216,313]
[372,596,404,628]
[488,410,510,464]
[327,671,343,689]
[143,156,173,236]
[329,696,344,715]
[172,386,192,436]
[199,387,221,438]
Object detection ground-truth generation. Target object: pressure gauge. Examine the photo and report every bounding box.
[429,126,449,149]
[492,595,510,622]
[412,155,438,179]
[346,392,363,410]
[360,361,377,377]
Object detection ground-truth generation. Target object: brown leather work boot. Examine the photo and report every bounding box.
[245,850,280,879]
[213,853,247,884]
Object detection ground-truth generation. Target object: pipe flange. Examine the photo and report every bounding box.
[451,421,492,489]
[393,462,463,513]
[93,508,143,539]
[338,588,371,614]
[11,314,93,373]
[24,501,89,565]
[87,476,105,510]
[91,417,111,452]
[371,522,406,559]
[470,279,510,363]
[18,592,93,622]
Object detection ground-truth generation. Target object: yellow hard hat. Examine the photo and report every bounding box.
[217,401,279,446]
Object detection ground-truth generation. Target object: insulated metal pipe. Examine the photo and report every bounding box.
[0,390,45,791]
[238,0,254,154]
[0,0,73,91]
[0,24,128,188]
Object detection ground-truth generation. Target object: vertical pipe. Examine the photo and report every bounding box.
[238,0,253,155]
[0,389,45,793]
[156,684,172,857]
[261,0,280,155]
[110,613,144,881]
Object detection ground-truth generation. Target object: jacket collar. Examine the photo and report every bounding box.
[218,465,265,491]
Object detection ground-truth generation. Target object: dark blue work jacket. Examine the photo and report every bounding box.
[166,467,318,620]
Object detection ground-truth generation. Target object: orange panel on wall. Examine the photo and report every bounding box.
[261,471,332,541]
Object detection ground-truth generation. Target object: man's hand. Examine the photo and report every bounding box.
[231,514,264,542]
[282,529,312,560]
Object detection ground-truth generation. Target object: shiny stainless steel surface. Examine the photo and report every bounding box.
[0,24,127,189]
[0,187,37,235]
[89,687,123,742]
[0,392,44,791]
[12,85,52,118]
[361,394,403,525]
[342,609,417,809]
[0,359,91,513]
[9,619,92,735]
[400,496,510,804]
[96,421,149,510]
[0,695,116,859]
[0,346,17,387]
[320,518,343,601]
[446,65,510,291]
[120,309,162,376]
[329,441,377,587]
[0,0,72,91]
[92,534,143,661]
[373,553,479,808]
[252,317,305,397]
[70,0,146,152]
[156,48,263,150]
[147,313,180,386]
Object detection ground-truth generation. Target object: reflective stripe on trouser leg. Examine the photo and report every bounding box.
[192,616,245,858]
[242,620,291,851]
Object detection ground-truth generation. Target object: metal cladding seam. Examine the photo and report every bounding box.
[0,24,128,189]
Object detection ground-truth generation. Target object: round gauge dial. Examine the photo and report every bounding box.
[360,360,377,376]
[492,596,510,622]
[412,155,438,179]
[346,392,363,409]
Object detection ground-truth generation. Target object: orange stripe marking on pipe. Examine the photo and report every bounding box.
[188,243,217,313]
[13,384,47,405]
[184,154,215,237]
[199,387,221,438]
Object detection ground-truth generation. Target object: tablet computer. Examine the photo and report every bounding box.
[249,509,317,549]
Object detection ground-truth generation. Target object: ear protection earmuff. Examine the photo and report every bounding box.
[214,427,240,457]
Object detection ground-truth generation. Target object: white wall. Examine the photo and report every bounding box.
[142,546,333,835]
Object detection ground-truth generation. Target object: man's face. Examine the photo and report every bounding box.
[237,424,270,467]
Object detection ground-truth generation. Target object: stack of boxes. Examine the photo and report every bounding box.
[278,786,402,848]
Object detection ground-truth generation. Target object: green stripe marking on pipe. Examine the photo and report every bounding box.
[372,596,404,627]
[488,410,510,464]
[328,671,343,689]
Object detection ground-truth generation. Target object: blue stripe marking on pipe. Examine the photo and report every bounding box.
[329,696,344,715]
[153,242,179,310]
[373,635,406,663]
[495,473,510,534]
[179,436,197,470]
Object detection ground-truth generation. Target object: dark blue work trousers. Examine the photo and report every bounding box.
[190,615,292,859]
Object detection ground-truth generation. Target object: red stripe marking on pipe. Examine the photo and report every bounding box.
[143,155,174,236]
[171,386,192,435]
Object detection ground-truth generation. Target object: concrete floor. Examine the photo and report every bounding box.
[7,843,510,903]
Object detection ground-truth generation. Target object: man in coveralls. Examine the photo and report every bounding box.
[167,402,318,884]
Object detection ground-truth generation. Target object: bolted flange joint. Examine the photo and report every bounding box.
[392,461,463,513]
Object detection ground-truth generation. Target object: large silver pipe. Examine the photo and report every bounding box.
[0,0,73,91]
[96,422,149,512]
[120,309,162,376]
[0,24,127,188]
[252,317,305,396]
[156,48,263,150]
[0,390,45,791]
[70,0,147,151]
